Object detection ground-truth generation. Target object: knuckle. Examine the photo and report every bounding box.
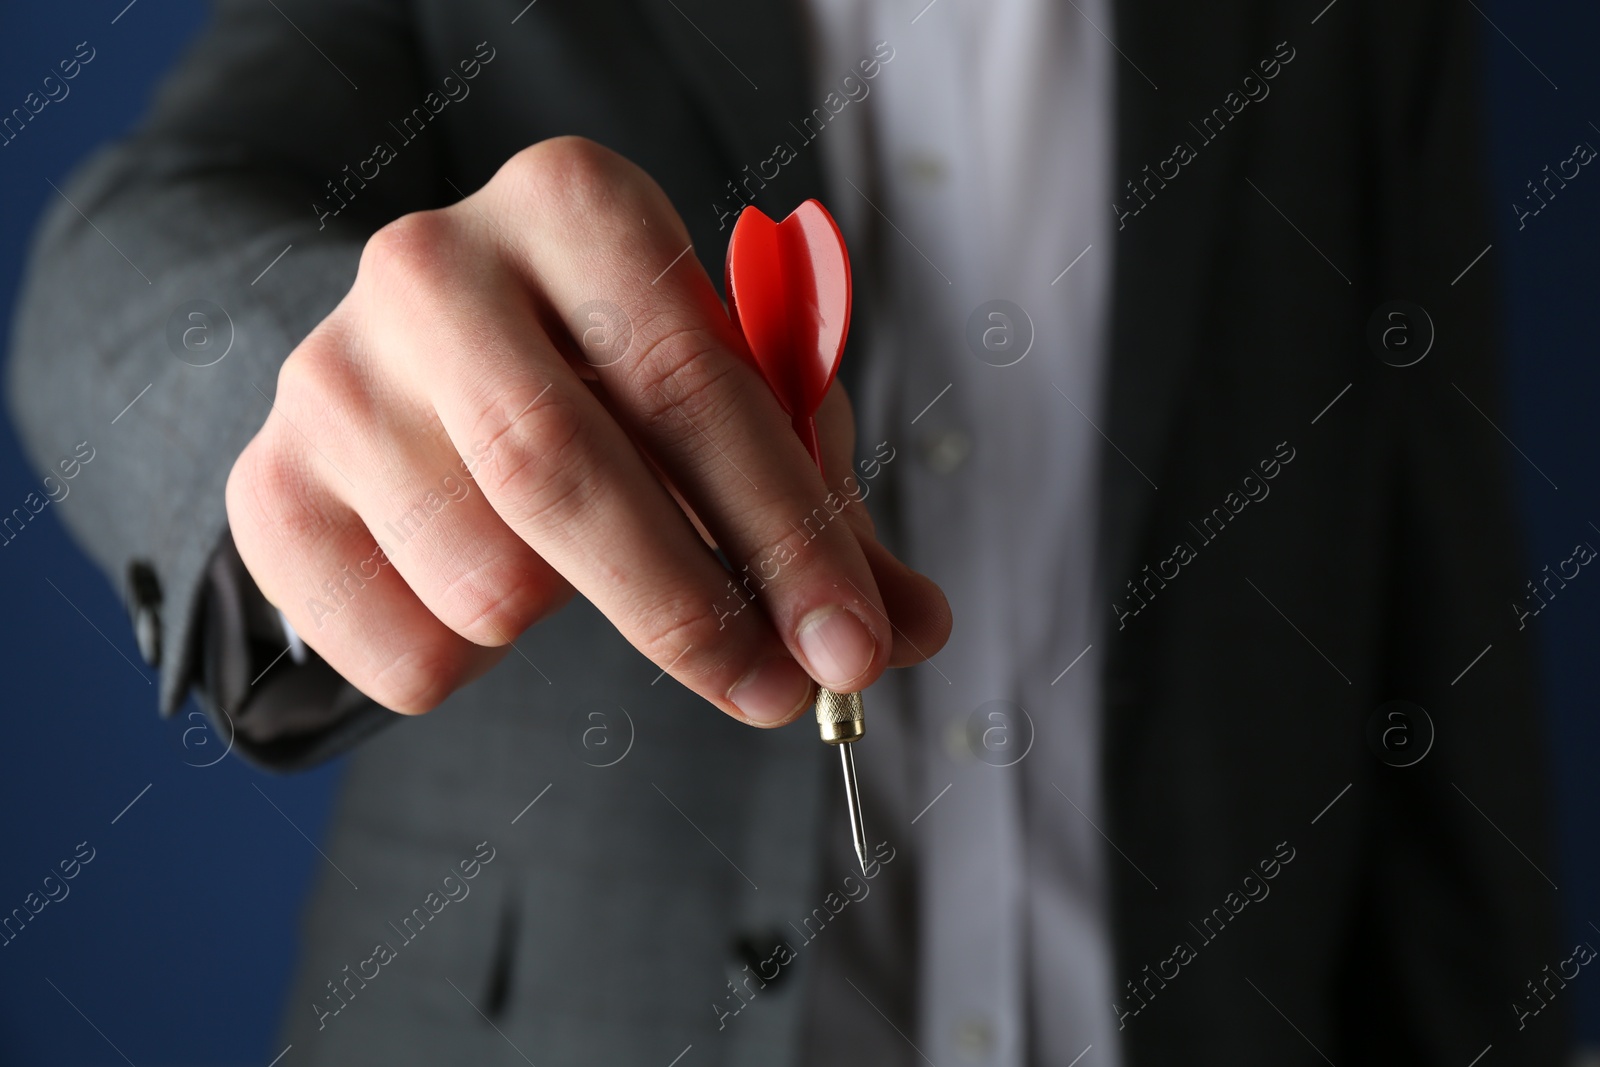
[469,389,598,534]
[505,137,620,211]
[436,559,559,643]
[747,520,820,579]
[491,451,596,537]
[224,441,271,533]
[629,322,741,432]
[357,209,455,290]
[270,333,375,460]
[528,134,618,178]
[226,438,330,548]
[277,329,367,414]
[637,599,746,683]
[366,642,466,715]
[501,136,668,231]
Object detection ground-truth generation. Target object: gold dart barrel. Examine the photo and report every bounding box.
[814,687,865,744]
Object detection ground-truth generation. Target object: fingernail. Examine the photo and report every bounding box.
[796,607,876,689]
[728,657,814,725]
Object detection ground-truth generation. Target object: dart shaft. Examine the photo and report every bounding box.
[839,741,868,874]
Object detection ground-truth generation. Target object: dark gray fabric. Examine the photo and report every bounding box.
[4,0,1564,1064]
[199,532,396,768]
[275,593,832,1064]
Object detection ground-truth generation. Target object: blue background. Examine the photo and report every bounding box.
[0,1,1595,1062]
[1483,0,1600,1054]
[0,11,336,1065]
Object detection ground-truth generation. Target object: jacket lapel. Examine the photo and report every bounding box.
[1096,0,1271,611]
[632,0,825,211]
[633,0,874,405]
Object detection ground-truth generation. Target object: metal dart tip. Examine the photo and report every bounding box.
[815,688,869,872]
[839,741,868,874]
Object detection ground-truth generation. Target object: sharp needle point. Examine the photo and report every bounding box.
[840,742,868,873]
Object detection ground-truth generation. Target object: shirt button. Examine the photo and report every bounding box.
[730,929,794,992]
[945,714,975,763]
[953,1014,994,1060]
[920,429,971,474]
[902,151,948,186]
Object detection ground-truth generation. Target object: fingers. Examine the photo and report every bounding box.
[342,204,819,726]
[855,532,954,668]
[270,328,577,651]
[815,379,953,668]
[813,376,863,500]
[479,138,894,696]
[226,135,951,726]
[224,423,507,714]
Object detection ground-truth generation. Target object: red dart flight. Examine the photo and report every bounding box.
[723,199,853,477]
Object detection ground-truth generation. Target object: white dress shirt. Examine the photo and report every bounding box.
[798,1,1119,1064]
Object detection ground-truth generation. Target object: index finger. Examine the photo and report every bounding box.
[490,139,896,695]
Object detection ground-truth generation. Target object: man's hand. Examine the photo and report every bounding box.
[226,137,951,725]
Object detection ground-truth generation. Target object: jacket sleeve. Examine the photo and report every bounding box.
[6,0,443,761]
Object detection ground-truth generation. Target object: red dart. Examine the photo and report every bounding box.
[723,198,870,875]
[724,199,853,477]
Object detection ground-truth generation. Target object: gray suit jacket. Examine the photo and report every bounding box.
[7,0,1564,1064]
